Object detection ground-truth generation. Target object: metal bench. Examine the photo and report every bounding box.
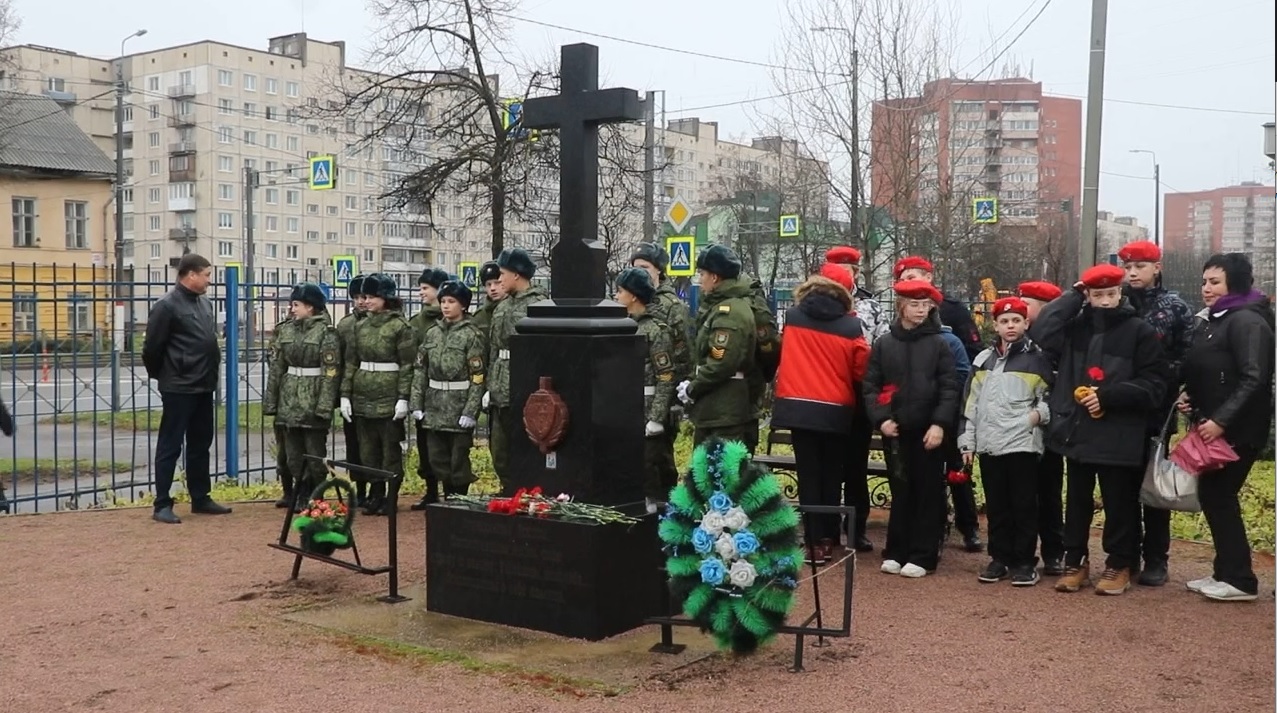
[757,427,892,507]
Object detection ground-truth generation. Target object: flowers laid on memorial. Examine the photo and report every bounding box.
[449,486,640,525]
[291,478,356,556]
[659,437,803,655]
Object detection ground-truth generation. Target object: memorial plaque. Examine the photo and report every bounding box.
[425,504,663,640]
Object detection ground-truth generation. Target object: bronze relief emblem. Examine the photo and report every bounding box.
[523,376,569,454]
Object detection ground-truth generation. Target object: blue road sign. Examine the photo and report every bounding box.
[973,197,998,224]
[318,282,332,301]
[309,155,336,190]
[665,236,695,277]
[332,255,357,288]
[779,214,800,238]
[459,262,480,289]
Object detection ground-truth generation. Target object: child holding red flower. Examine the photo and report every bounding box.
[1028,264,1171,595]
[863,280,961,578]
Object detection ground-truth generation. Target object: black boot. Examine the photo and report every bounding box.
[410,476,439,511]
[0,482,8,514]
[276,475,293,509]
[962,530,985,553]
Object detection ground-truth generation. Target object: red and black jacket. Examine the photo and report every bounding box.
[771,276,870,434]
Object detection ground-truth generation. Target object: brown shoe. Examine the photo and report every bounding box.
[818,538,836,564]
[1095,567,1131,596]
[1055,562,1091,592]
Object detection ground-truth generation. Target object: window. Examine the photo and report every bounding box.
[148,132,160,148]
[219,155,234,172]
[243,74,257,92]
[285,244,299,260]
[264,106,277,121]
[218,240,234,257]
[178,70,192,86]
[265,133,278,149]
[169,182,193,200]
[363,223,374,237]
[285,190,300,206]
[243,102,257,118]
[345,196,358,211]
[13,294,35,332]
[265,216,278,232]
[218,184,235,201]
[218,69,233,86]
[306,204,319,215]
[218,98,233,115]
[147,76,160,92]
[286,217,299,233]
[120,188,134,204]
[286,135,299,151]
[265,243,278,258]
[286,81,299,97]
[326,206,338,216]
[67,295,91,333]
[344,221,356,236]
[147,243,160,259]
[148,216,161,231]
[12,197,35,247]
[242,130,257,145]
[264,188,279,205]
[265,77,277,94]
[218,126,233,143]
[148,104,159,120]
[326,231,338,243]
[64,201,88,248]
[147,159,159,176]
[46,77,66,92]
[305,229,320,241]
[217,212,234,229]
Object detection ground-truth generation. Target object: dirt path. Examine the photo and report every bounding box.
[0,503,1271,713]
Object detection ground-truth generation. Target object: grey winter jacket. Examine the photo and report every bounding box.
[958,338,1054,456]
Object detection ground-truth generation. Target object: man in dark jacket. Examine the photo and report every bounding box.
[1118,240,1195,587]
[142,254,231,524]
[1029,264,1171,595]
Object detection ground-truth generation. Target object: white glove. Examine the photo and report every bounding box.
[459,415,477,429]
[393,399,409,420]
[482,391,491,410]
[645,420,665,437]
[412,410,424,422]
[339,397,353,422]
[676,380,694,405]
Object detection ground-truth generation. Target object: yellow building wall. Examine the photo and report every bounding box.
[0,175,115,344]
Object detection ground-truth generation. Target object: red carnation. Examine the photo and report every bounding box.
[946,469,970,485]
[877,384,899,407]
[1087,367,1105,382]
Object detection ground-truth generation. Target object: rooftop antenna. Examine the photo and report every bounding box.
[299,0,306,31]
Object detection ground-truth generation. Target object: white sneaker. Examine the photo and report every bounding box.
[881,559,903,574]
[1186,576,1217,593]
[899,563,928,578]
[1199,581,1258,602]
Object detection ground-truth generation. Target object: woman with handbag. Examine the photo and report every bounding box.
[1178,253,1274,602]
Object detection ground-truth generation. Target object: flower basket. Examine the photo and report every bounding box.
[292,478,356,556]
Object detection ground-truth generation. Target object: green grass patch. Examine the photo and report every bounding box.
[0,458,134,484]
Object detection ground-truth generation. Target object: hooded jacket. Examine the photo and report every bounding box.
[771,276,870,434]
[1182,292,1275,449]
[1028,289,1172,467]
[958,337,1053,456]
[938,295,983,362]
[863,311,960,433]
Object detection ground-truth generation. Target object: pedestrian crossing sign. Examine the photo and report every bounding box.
[779,214,800,238]
[309,155,336,190]
[665,236,696,277]
[459,262,480,289]
[332,255,357,288]
[973,197,998,224]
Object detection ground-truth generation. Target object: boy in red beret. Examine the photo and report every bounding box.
[1117,239,1194,587]
[1017,279,1067,575]
[1017,281,1063,324]
[1028,264,1171,595]
[959,297,1054,586]
[863,280,960,578]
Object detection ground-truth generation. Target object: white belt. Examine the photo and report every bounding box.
[497,349,510,360]
[360,361,400,372]
[429,379,470,391]
[643,385,656,396]
[287,366,323,377]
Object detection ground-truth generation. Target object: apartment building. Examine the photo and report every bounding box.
[1095,210,1148,260]
[1163,182,1275,283]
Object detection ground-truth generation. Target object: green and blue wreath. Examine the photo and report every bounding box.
[658,437,802,654]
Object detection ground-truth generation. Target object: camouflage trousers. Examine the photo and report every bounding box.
[355,417,405,500]
[426,429,476,494]
[413,423,438,501]
[281,426,329,502]
[489,406,511,493]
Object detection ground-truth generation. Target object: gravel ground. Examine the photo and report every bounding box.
[0,503,1272,713]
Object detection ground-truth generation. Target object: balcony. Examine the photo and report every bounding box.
[167,84,196,98]
[169,227,197,241]
[167,194,196,212]
[169,167,196,183]
[383,261,427,274]
[168,113,196,128]
[42,88,77,104]
[169,141,197,154]
[383,235,431,249]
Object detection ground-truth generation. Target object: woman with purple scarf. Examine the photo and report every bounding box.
[1177,253,1274,602]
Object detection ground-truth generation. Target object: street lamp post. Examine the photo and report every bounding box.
[1129,149,1159,247]
[115,28,146,358]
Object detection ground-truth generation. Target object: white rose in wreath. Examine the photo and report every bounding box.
[714,532,737,561]
[722,506,751,532]
[700,511,727,536]
[728,560,758,589]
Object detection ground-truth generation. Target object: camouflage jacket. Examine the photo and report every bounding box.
[333,308,363,407]
[408,302,442,343]
[488,285,549,408]
[854,285,890,345]
[410,317,486,432]
[470,297,501,348]
[264,314,341,429]
[650,282,693,383]
[635,311,677,425]
[688,278,757,428]
[1126,284,1194,376]
[341,309,417,418]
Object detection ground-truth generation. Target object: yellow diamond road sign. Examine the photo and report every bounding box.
[665,197,692,232]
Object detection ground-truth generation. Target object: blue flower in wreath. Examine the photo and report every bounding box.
[732,530,760,556]
[691,527,715,554]
[708,491,734,514]
[699,557,727,585]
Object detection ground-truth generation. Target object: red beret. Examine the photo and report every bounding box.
[1080,263,1126,289]
[893,279,943,304]
[1017,281,1063,302]
[893,256,934,279]
[825,246,861,265]
[991,296,1029,318]
[818,262,854,291]
[1117,240,1161,263]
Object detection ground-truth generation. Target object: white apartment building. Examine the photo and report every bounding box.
[1095,210,1148,259]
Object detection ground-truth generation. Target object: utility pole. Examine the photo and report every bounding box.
[243,165,258,351]
[114,29,146,355]
[1152,161,1160,246]
[849,47,862,246]
[1078,0,1108,274]
[642,91,655,245]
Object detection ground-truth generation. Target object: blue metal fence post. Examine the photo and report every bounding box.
[225,266,240,483]
[688,285,700,315]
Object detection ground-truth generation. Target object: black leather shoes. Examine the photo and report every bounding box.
[853,535,875,553]
[1042,556,1066,577]
[191,499,232,515]
[1137,560,1168,586]
[962,532,985,553]
[152,506,182,524]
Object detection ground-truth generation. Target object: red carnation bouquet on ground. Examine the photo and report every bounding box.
[464,487,638,524]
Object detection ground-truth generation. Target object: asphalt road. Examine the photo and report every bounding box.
[0,364,270,418]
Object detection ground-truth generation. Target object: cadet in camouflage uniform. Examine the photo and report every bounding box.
[339,273,416,516]
[335,275,368,504]
[629,243,692,382]
[485,248,548,493]
[469,260,505,345]
[408,267,448,511]
[264,283,341,511]
[269,312,295,509]
[410,280,486,496]
[677,245,758,452]
[615,268,677,511]
[745,277,779,452]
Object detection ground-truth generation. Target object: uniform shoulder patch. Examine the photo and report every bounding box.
[654,351,672,369]
[710,346,726,360]
[324,366,338,378]
[323,350,338,365]
[468,355,483,372]
[712,329,731,348]
[718,304,731,312]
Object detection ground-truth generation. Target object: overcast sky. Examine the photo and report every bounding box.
[11,0,1275,233]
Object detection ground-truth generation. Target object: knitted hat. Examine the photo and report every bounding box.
[496,248,536,279]
[1080,264,1126,289]
[479,260,501,284]
[825,246,861,265]
[893,255,934,279]
[1117,240,1161,263]
[616,267,656,304]
[418,267,449,288]
[893,279,943,304]
[630,242,669,271]
[991,296,1029,318]
[437,280,473,310]
[1017,280,1063,302]
[289,282,327,311]
[695,244,742,279]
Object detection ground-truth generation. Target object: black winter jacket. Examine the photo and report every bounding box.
[142,284,221,394]
[938,295,983,362]
[1029,290,1171,468]
[1182,296,1275,449]
[863,312,960,433]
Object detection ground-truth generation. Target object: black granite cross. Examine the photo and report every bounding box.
[521,43,643,300]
